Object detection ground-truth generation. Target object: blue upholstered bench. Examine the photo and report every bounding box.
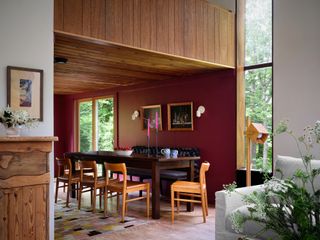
[127,146,200,189]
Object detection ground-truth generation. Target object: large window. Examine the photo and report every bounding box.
[77,97,114,152]
[237,0,273,172]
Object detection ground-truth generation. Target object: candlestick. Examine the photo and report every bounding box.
[147,135,150,157]
[147,118,150,137]
[155,127,158,156]
[155,112,158,130]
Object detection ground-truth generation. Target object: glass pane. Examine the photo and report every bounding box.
[79,101,92,152]
[245,67,272,171]
[245,0,272,66]
[96,98,114,151]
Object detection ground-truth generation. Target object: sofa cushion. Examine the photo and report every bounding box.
[226,205,279,240]
[276,155,320,193]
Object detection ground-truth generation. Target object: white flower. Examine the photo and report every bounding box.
[0,107,38,128]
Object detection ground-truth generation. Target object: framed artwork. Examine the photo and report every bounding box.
[7,66,43,121]
[167,102,194,131]
[141,104,162,131]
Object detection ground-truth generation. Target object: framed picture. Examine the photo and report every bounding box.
[167,102,194,131]
[141,104,162,131]
[7,66,43,121]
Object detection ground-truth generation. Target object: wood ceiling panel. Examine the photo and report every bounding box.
[54,31,233,95]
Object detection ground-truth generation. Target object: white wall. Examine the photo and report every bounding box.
[274,0,320,158]
[0,0,54,239]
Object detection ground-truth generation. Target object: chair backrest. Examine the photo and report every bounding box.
[56,157,72,177]
[79,160,97,181]
[104,162,127,187]
[199,161,210,189]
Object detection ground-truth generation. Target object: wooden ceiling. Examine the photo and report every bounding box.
[54,31,233,95]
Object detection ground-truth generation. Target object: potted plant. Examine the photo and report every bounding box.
[225,120,320,239]
[0,106,38,136]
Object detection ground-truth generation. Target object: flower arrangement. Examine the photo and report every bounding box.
[0,106,38,129]
[225,120,320,239]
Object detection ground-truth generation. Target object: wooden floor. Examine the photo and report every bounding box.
[55,184,215,240]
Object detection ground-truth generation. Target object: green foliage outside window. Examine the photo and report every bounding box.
[79,101,92,152]
[79,98,114,152]
[245,0,273,171]
[96,98,114,151]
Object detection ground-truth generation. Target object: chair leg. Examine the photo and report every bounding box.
[92,187,97,213]
[171,186,175,224]
[177,192,180,213]
[201,192,206,223]
[76,183,79,200]
[117,193,120,210]
[99,188,102,209]
[146,184,150,218]
[55,179,59,203]
[78,184,83,210]
[90,188,93,204]
[121,191,126,223]
[125,193,128,214]
[66,182,70,207]
[104,187,108,217]
[205,189,209,216]
[139,177,144,197]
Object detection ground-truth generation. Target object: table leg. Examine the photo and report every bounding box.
[71,158,77,198]
[187,160,195,212]
[152,161,160,219]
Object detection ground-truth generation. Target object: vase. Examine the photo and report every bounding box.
[6,127,21,137]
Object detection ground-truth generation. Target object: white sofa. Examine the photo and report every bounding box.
[215,155,320,240]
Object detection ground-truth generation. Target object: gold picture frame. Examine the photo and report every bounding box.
[141,104,162,131]
[7,66,43,121]
[167,102,194,131]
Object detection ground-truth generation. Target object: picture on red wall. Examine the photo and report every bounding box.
[167,102,193,131]
[141,104,162,131]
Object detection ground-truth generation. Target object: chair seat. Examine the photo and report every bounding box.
[108,180,149,192]
[81,176,106,187]
[57,175,80,182]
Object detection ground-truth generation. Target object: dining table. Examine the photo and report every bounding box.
[64,151,200,219]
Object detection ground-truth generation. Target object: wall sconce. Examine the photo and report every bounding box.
[245,117,269,186]
[196,106,205,117]
[131,110,140,120]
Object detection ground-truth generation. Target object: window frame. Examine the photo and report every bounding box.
[236,0,274,172]
[75,95,115,152]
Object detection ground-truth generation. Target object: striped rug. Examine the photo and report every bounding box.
[54,200,149,239]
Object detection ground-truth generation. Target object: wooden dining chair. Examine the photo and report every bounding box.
[170,161,210,223]
[55,157,80,207]
[104,162,150,222]
[78,160,107,213]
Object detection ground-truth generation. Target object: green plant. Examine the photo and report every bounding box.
[225,120,320,239]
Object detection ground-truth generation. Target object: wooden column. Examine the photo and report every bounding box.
[0,136,58,240]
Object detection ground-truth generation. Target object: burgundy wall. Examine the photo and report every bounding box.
[54,70,236,203]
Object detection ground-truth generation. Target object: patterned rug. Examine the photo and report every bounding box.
[55,200,149,239]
